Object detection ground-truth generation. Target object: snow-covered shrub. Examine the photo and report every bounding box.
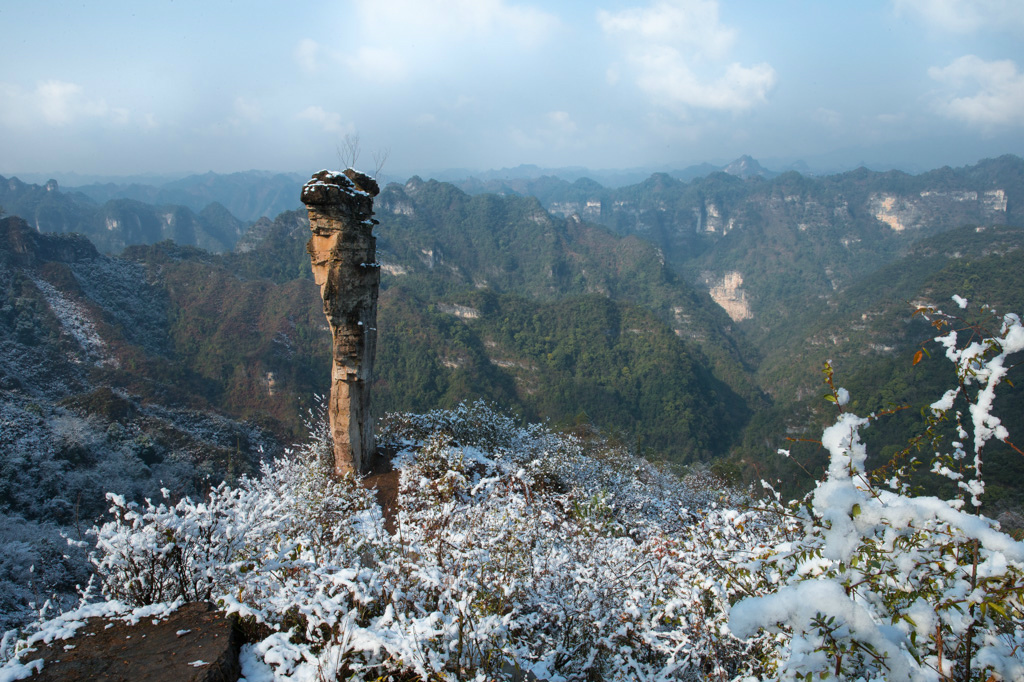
[5,398,773,680]
[730,300,1024,681]
[369,410,776,680]
[7,297,1022,681]
[90,438,386,646]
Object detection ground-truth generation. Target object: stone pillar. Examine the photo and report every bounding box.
[300,169,381,476]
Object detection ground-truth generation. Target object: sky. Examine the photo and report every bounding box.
[2,0,1023,180]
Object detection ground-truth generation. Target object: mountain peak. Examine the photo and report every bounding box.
[723,155,770,179]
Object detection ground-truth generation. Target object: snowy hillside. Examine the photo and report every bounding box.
[4,298,1024,681]
[0,216,282,631]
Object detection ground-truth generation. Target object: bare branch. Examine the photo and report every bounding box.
[372,146,390,182]
[336,133,360,170]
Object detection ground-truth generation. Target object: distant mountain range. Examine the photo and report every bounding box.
[0,175,247,253]
[2,149,969,232]
[67,170,307,223]
[529,155,1023,340]
[440,155,777,192]
[5,153,1024,633]
[0,157,808,255]
[2,155,1023,480]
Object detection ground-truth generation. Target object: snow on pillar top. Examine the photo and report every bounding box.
[300,169,380,221]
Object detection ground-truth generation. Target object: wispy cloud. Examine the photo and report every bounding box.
[0,80,115,128]
[294,38,324,74]
[546,110,576,134]
[320,0,558,89]
[813,108,843,130]
[508,110,598,158]
[598,0,735,58]
[353,0,558,48]
[345,46,408,83]
[232,97,262,125]
[929,55,1024,127]
[599,0,776,114]
[37,81,101,125]
[296,105,352,134]
[893,0,1024,33]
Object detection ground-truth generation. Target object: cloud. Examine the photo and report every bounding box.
[633,48,776,111]
[599,0,776,113]
[451,95,477,110]
[37,81,94,125]
[296,105,352,134]
[813,107,843,129]
[875,112,907,125]
[339,0,558,79]
[0,80,118,128]
[508,110,593,157]
[110,107,131,126]
[546,110,576,134]
[295,39,408,83]
[598,0,734,58]
[893,0,1024,33]
[929,55,1024,127]
[233,97,262,125]
[295,38,324,73]
[353,0,558,48]
[345,46,408,83]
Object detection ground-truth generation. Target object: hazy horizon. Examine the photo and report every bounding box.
[7,151,1020,193]
[3,1,1023,180]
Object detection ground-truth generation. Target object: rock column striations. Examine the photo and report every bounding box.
[301,169,381,476]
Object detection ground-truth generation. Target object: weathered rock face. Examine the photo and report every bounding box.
[301,169,381,476]
[703,270,752,322]
[22,602,241,682]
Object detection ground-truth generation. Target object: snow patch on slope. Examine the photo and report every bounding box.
[31,277,117,368]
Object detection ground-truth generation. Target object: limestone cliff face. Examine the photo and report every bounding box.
[548,199,603,222]
[704,271,752,322]
[301,169,381,476]
[868,189,1008,232]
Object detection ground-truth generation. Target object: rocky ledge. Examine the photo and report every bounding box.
[18,602,241,682]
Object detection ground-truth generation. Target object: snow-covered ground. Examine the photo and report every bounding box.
[3,299,1024,681]
[30,276,116,368]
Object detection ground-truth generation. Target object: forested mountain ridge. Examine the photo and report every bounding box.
[69,170,307,223]
[528,156,1018,336]
[373,177,757,367]
[0,175,247,253]
[4,157,1024,476]
[0,215,280,481]
[10,155,1020,338]
[217,179,764,462]
[0,180,761,466]
[451,155,775,198]
[0,216,281,628]
[4,158,1024,630]
[730,223,1024,510]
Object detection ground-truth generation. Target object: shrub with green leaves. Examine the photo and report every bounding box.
[731,299,1024,681]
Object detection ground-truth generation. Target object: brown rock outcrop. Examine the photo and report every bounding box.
[301,169,381,476]
[21,602,240,682]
